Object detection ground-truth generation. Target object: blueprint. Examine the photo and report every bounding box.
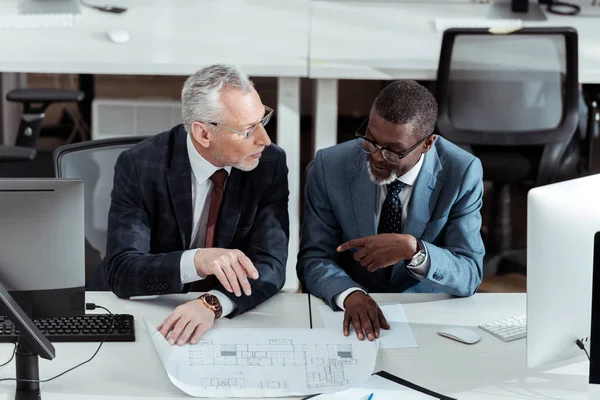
[145,319,377,398]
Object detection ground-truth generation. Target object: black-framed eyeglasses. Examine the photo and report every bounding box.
[202,105,274,139]
[354,119,429,165]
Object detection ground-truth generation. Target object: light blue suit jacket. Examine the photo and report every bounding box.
[297,137,485,310]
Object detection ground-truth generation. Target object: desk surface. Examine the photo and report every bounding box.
[0,292,311,400]
[311,293,590,400]
[309,1,600,83]
[0,0,309,77]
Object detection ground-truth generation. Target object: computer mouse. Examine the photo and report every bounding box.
[437,326,480,344]
[106,29,130,44]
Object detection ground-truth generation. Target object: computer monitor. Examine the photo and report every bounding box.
[527,173,600,368]
[0,178,85,320]
[590,232,600,395]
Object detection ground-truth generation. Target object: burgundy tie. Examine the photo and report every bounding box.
[204,169,228,248]
[190,169,228,293]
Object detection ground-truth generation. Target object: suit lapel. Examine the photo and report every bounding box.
[215,169,244,248]
[402,144,444,240]
[390,144,444,284]
[350,155,378,239]
[166,129,193,250]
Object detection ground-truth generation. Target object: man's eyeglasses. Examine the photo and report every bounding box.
[202,105,274,139]
[355,119,429,165]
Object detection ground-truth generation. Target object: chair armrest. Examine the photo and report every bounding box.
[0,146,37,162]
[6,88,84,104]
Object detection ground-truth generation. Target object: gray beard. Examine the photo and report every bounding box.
[367,162,397,186]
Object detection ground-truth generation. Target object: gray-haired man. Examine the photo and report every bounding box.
[102,64,290,345]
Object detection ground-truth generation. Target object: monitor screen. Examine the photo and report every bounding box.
[0,179,85,319]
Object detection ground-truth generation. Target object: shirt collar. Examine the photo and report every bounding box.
[186,134,232,184]
[396,153,424,186]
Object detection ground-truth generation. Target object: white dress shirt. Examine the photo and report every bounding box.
[334,154,431,310]
[179,134,235,318]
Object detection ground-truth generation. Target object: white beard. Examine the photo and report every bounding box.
[367,162,398,186]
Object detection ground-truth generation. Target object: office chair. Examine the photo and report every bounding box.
[435,27,581,275]
[54,136,147,288]
[0,88,84,177]
[8,88,85,147]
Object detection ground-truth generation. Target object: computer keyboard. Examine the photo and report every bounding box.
[0,13,75,29]
[479,315,526,342]
[0,314,135,343]
[433,18,523,32]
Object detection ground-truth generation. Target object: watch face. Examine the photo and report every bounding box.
[203,294,219,308]
[413,252,426,265]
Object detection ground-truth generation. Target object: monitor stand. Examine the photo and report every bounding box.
[15,341,41,400]
[18,0,81,15]
[488,0,548,21]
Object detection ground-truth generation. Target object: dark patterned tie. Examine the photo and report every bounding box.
[190,169,228,292]
[378,180,406,284]
[204,169,228,248]
[378,180,406,235]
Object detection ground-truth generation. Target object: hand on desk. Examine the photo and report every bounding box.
[337,234,418,272]
[194,248,259,297]
[158,299,215,345]
[343,291,390,341]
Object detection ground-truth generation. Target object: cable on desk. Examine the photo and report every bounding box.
[0,344,16,368]
[576,338,591,361]
[0,303,114,384]
[80,0,127,14]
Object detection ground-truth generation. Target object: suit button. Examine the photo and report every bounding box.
[146,284,152,291]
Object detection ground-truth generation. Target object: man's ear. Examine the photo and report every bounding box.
[190,122,211,148]
[422,134,437,154]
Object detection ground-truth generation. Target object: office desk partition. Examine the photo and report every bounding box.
[0,292,311,399]
[0,0,310,291]
[310,293,590,400]
[310,1,600,153]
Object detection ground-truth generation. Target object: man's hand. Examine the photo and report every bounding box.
[158,299,215,346]
[194,248,259,297]
[343,291,390,341]
[337,234,418,272]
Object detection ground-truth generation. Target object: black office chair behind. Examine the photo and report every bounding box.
[435,27,582,275]
[0,88,84,176]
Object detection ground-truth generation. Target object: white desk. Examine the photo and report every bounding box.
[311,293,590,399]
[0,292,311,399]
[310,1,600,153]
[0,0,310,291]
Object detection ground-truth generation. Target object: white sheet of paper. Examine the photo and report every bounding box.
[144,319,377,398]
[311,374,436,399]
[318,304,418,349]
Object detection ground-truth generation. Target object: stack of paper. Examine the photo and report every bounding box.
[318,304,418,349]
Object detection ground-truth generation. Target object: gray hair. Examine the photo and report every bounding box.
[181,64,254,133]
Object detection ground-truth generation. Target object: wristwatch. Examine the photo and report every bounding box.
[408,240,427,269]
[198,293,222,319]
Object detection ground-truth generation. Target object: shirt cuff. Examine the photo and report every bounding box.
[334,287,367,311]
[209,290,236,318]
[180,249,205,284]
[406,241,431,279]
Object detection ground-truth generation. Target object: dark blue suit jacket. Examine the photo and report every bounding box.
[298,137,484,310]
[101,125,289,316]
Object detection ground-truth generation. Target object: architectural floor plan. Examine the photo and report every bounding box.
[146,321,377,398]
